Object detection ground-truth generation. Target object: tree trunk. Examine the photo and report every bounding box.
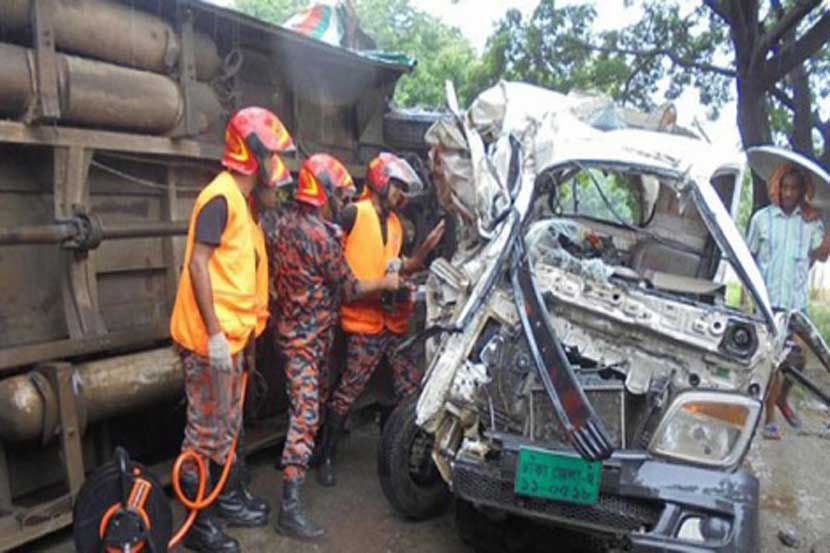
[816,118,830,170]
[777,12,816,160]
[736,73,773,209]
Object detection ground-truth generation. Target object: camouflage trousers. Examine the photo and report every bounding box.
[277,327,334,483]
[179,348,245,476]
[328,331,421,418]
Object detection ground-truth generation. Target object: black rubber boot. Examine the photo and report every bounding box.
[233,447,271,516]
[180,473,240,553]
[211,461,268,528]
[275,479,325,541]
[316,412,346,487]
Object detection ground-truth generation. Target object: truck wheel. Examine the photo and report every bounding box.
[377,396,451,520]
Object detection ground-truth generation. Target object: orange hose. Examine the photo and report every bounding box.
[167,371,249,550]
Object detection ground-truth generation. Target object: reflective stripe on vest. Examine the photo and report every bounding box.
[170,171,257,355]
[340,199,407,335]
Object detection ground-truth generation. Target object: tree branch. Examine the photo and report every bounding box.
[764,10,830,82]
[814,111,830,136]
[770,86,795,110]
[757,0,822,56]
[702,0,731,24]
[621,55,655,104]
[573,39,737,78]
[768,88,830,145]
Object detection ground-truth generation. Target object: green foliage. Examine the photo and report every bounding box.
[233,0,308,23]
[808,302,830,342]
[233,0,829,161]
[233,0,480,109]
[558,171,641,226]
[470,2,634,106]
[736,170,754,235]
[353,0,480,108]
[474,0,736,115]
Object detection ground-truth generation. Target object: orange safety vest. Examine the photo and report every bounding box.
[253,224,269,337]
[340,199,410,336]
[170,171,258,356]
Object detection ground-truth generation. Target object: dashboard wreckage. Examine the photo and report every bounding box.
[378,82,830,553]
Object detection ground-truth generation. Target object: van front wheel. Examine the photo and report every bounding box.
[377,396,451,520]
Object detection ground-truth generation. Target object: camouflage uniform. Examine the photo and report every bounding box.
[267,202,358,483]
[179,348,246,475]
[328,331,421,417]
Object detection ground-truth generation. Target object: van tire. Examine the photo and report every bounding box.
[377,396,451,520]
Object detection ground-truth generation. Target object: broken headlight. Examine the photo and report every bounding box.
[648,391,760,469]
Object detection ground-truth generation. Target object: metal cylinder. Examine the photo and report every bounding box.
[0,222,75,246]
[0,42,224,134]
[0,221,188,246]
[0,0,221,80]
[0,348,183,443]
[101,221,189,240]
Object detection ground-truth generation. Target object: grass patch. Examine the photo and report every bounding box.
[725,282,830,342]
[808,303,830,342]
[726,282,742,308]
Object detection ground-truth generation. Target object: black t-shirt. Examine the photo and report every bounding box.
[339,204,358,234]
[194,197,227,246]
[339,203,388,243]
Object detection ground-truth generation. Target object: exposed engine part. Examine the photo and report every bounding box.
[0,0,221,79]
[0,42,223,134]
[0,348,182,443]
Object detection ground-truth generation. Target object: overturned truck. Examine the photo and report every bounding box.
[378,82,830,552]
[0,1,422,550]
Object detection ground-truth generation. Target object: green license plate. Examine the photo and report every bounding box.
[514,447,601,505]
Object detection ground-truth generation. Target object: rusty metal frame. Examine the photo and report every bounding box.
[172,4,199,138]
[54,147,107,339]
[0,121,223,159]
[162,167,181,309]
[0,322,170,373]
[38,363,85,497]
[26,0,61,123]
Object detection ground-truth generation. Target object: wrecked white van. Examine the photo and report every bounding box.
[377,82,821,552]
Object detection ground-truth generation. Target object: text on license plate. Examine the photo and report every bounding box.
[514,447,601,505]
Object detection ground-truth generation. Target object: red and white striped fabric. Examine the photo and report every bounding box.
[283,1,345,47]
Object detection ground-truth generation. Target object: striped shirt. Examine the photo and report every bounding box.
[746,205,824,312]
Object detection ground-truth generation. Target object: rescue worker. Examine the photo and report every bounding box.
[317,153,445,487]
[169,107,294,553]
[747,162,830,439]
[268,153,400,540]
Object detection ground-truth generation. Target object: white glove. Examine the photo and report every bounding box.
[207,332,233,373]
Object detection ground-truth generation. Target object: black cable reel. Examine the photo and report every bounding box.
[73,447,172,553]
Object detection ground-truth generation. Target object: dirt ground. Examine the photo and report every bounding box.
[25,420,470,553]
[745,367,830,553]
[25,378,830,553]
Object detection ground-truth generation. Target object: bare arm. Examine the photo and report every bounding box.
[349,274,400,301]
[810,232,830,263]
[189,242,222,337]
[403,219,446,275]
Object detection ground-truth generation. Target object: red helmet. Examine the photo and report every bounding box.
[295,154,355,207]
[365,153,423,197]
[221,107,295,188]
